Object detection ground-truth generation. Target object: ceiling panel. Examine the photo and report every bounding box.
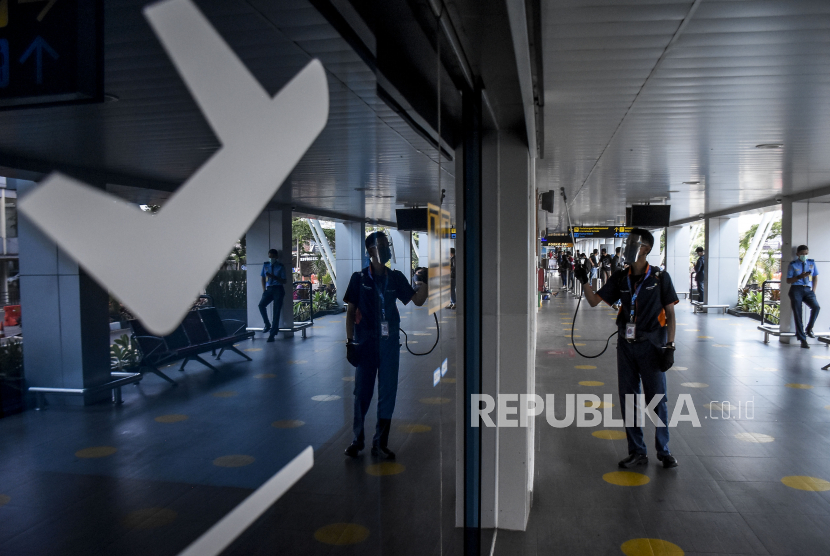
[539,0,830,228]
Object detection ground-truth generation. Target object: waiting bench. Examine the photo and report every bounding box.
[676,292,690,299]
[130,307,254,386]
[691,301,729,314]
[757,325,830,344]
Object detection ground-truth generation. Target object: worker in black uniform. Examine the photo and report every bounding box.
[694,247,705,302]
[575,228,679,469]
[344,231,429,460]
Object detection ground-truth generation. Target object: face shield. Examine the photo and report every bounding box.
[622,233,647,264]
[368,234,392,264]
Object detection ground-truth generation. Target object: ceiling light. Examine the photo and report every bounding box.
[755,144,783,149]
[682,181,700,185]
[668,190,680,193]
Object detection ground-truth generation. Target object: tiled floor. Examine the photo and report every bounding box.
[0,303,459,556]
[495,282,830,556]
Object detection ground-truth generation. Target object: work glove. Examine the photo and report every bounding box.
[574,266,589,285]
[660,345,675,372]
[346,341,360,367]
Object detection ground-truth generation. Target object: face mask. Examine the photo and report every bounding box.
[622,234,645,264]
[269,257,278,265]
[799,255,807,263]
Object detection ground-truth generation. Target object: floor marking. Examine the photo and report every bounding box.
[568,343,586,346]
[575,365,596,369]
[272,420,304,428]
[680,382,708,388]
[697,336,713,339]
[603,471,649,486]
[579,380,604,386]
[0,494,9,507]
[735,432,774,443]
[314,523,370,545]
[420,397,451,404]
[669,366,687,371]
[399,423,432,434]
[155,414,189,423]
[592,430,625,440]
[124,508,178,530]
[566,335,582,338]
[342,376,355,381]
[712,344,730,347]
[75,446,117,458]
[178,447,313,556]
[243,348,262,352]
[686,329,700,332]
[621,538,684,556]
[781,476,830,492]
[311,394,340,401]
[212,391,238,398]
[365,462,405,476]
[785,383,813,389]
[213,455,255,468]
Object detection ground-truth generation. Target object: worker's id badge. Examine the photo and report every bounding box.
[625,322,636,341]
[381,321,389,338]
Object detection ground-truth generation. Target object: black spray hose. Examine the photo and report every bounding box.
[400,312,440,356]
[560,186,618,359]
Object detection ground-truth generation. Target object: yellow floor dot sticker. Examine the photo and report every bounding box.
[212,391,238,398]
[735,432,774,443]
[566,335,582,338]
[579,380,604,386]
[311,394,341,401]
[603,471,649,486]
[442,378,457,384]
[0,494,10,507]
[585,400,613,409]
[420,397,451,405]
[398,424,432,433]
[621,538,684,556]
[243,348,262,352]
[254,373,276,379]
[154,414,188,423]
[75,446,117,459]
[786,383,813,389]
[123,508,177,530]
[681,382,708,388]
[813,355,830,360]
[781,476,830,492]
[697,336,713,339]
[366,462,405,476]
[592,430,626,440]
[314,523,370,546]
[342,376,355,381]
[272,420,305,428]
[213,455,255,468]
[575,365,596,369]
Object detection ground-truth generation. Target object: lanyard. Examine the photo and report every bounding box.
[626,267,652,323]
[369,267,388,321]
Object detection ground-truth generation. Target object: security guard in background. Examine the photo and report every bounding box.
[576,228,680,469]
[786,244,820,349]
[344,231,429,459]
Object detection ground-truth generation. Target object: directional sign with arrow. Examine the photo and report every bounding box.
[19,35,57,83]
[0,0,101,107]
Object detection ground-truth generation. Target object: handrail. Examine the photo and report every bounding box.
[761,280,780,325]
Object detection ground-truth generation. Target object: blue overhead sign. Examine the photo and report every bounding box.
[0,0,102,108]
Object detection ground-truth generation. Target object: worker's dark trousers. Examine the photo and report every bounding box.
[352,336,400,448]
[617,339,670,457]
[258,285,285,336]
[790,285,820,341]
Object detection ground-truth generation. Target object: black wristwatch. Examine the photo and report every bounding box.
[666,342,676,350]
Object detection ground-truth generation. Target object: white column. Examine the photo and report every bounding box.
[666,225,691,294]
[16,178,111,404]
[704,217,739,307]
[647,228,664,267]
[496,132,534,531]
[784,200,830,337]
[389,229,411,278]
[246,209,294,336]
[335,221,365,307]
[779,199,794,340]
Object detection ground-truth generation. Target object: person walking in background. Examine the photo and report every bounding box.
[259,248,287,342]
[448,247,456,309]
[787,245,820,349]
[599,248,613,285]
[694,247,705,302]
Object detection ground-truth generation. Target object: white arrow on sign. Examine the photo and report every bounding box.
[19,0,329,335]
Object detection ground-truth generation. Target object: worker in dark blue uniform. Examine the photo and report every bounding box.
[576,228,680,469]
[344,231,428,460]
[786,244,820,349]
